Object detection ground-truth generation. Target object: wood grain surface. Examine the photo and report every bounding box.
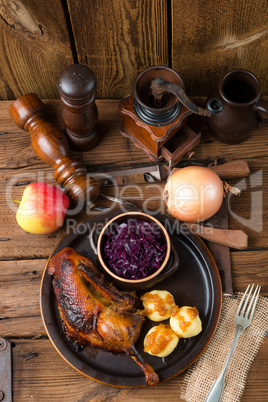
[1,99,267,257]
[66,0,168,98]
[0,99,267,400]
[0,0,74,99]
[7,338,268,400]
[172,0,268,95]
[0,1,267,99]
[1,251,267,400]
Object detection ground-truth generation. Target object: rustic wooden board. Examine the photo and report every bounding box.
[0,250,267,400]
[0,252,267,400]
[0,100,148,169]
[0,0,74,100]
[1,251,267,339]
[10,337,266,402]
[1,177,268,258]
[2,99,268,168]
[172,0,268,96]
[8,337,267,401]
[11,338,190,401]
[66,0,169,98]
[0,99,267,258]
[1,96,267,400]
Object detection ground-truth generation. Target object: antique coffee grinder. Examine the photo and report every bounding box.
[120,66,222,166]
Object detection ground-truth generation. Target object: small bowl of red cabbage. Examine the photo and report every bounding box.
[91,212,179,290]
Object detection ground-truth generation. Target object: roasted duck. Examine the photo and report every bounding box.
[48,247,159,387]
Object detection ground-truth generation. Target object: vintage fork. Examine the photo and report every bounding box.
[205,284,261,402]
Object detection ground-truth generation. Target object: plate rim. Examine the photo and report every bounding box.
[40,209,222,387]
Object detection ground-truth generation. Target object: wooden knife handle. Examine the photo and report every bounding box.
[9,93,100,206]
[172,160,250,180]
[189,224,248,249]
[209,160,250,178]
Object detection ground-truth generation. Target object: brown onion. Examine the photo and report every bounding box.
[163,166,224,222]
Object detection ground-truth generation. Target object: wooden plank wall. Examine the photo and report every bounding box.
[172,0,268,96]
[0,0,267,100]
[66,0,169,99]
[0,0,74,99]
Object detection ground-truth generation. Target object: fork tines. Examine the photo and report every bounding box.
[236,284,261,319]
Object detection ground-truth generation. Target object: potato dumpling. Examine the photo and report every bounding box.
[170,305,202,338]
[144,324,179,357]
[141,290,176,321]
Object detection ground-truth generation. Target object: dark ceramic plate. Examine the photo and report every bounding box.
[40,209,222,387]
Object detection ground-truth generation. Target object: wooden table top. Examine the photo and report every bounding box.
[0,98,267,401]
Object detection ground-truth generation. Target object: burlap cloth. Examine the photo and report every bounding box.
[181,293,268,402]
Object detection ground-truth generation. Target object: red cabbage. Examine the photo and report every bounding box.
[103,219,167,280]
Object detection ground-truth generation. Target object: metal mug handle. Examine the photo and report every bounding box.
[151,77,223,117]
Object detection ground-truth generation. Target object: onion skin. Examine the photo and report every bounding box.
[164,166,224,222]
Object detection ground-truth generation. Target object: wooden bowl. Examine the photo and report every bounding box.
[89,211,179,290]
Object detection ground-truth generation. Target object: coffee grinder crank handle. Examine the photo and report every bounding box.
[151,77,223,117]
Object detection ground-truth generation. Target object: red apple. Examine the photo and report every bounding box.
[16,182,70,234]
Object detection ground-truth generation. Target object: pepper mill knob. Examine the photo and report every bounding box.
[57,64,98,152]
[9,93,100,206]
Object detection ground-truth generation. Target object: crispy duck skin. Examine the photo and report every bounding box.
[48,247,159,387]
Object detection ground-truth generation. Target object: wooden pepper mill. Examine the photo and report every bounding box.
[57,64,98,151]
[9,93,100,206]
